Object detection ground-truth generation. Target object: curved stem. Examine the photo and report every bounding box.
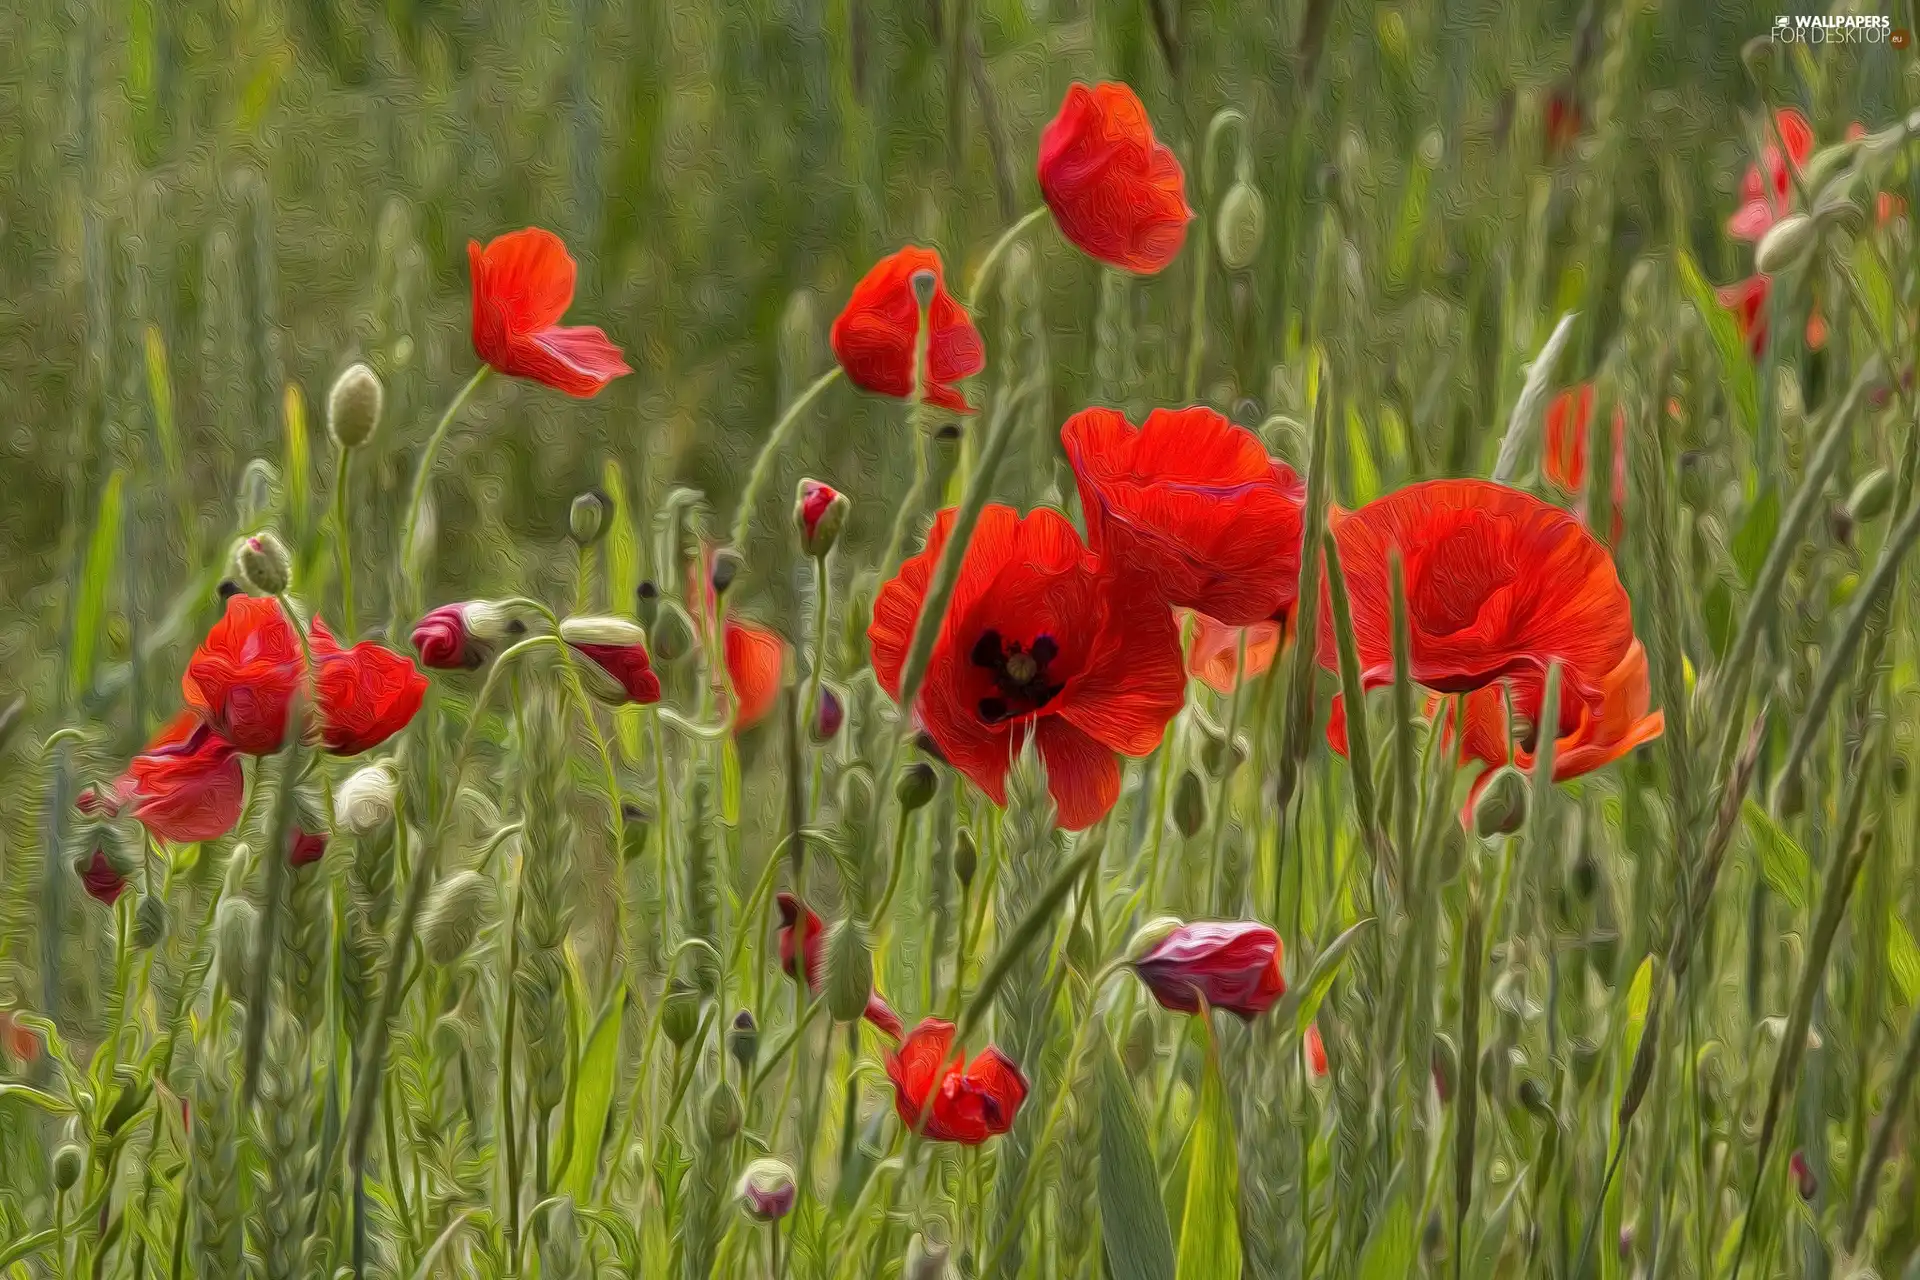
[1182,109,1248,403]
[964,205,1050,311]
[332,441,356,636]
[868,811,913,934]
[396,366,491,627]
[729,367,844,551]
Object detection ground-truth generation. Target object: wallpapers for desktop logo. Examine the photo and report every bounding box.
[1772,13,1908,46]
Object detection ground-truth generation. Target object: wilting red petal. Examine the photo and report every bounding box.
[1543,385,1593,493]
[1038,82,1193,274]
[121,712,245,845]
[886,1018,1028,1144]
[1062,405,1306,627]
[831,247,984,412]
[725,620,787,731]
[1183,610,1283,696]
[869,504,1184,830]
[184,595,304,754]
[468,228,629,397]
[310,618,428,756]
[1132,921,1286,1020]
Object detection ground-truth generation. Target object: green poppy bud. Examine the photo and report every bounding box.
[727,1009,759,1073]
[419,870,497,966]
[132,893,169,950]
[52,1144,83,1191]
[326,362,383,450]
[895,762,937,813]
[825,920,876,1025]
[648,601,695,663]
[1173,769,1208,838]
[236,532,292,597]
[1472,767,1530,839]
[568,488,609,547]
[953,829,977,890]
[635,580,661,628]
[1216,179,1267,271]
[1848,468,1895,523]
[709,548,742,597]
[703,1078,743,1141]
[1753,212,1817,275]
[214,897,258,992]
[236,459,280,528]
[736,1156,796,1221]
[661,979,702,1047]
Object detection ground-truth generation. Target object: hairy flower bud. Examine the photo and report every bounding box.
[236,532,291,597]
[420,870,497,965]
[335,763,398,835]
[568,488,609,547]
[954,829,977,889]
[214,896,258,992]
[1216,179,1266,271]
[736,1156,796,1222]
[826,920,876,1024]
[132,893,169,950]
[895,762,937,812]
[648,602,695,663]
[811,684,845,743]
[327,362,384,450]
[1173,768,1208,838]
[703,1078,743,1141]
[1849,468,1894,523]
[52,1144,83,1191]
[1754,212,1817,275]
[1472,767,1530,839]
[709,547,742,597]
[661,979,701,1047]
[795,478,849,558]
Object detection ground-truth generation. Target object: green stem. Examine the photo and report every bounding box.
[729,367,843,551]
[964,205,1050,311]
[396,366,491,627]
[332,441,356,636]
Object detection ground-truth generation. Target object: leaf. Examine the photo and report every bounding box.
[1888,914,1920,1005]
[144,326,188,534]
[1731,487,1780,590]
[1678,250,1759,439]
[1615,955,1655,1089]
[1280,917,1375,1037]
[0,1082,75,1115]
[1175,1025,1242,1280]
[721,738,742,826]
[68,469,125,705]
[1355,1179,1415,1279]
[1345,402,1380,503]
[1743,799,1811,909]
[1098,1026,1176,1280]
[563,990,626,1202]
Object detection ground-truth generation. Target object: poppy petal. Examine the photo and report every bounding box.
[725,620,788,730]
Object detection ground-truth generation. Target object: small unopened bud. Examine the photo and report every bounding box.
[568,488,609,547]
[895,763,937,813]
[1472,767,1529,838]
[1125,915,1186,963]
[1173,769,1208,838]
[909,268,938,310]
[419,870,497,965]
[1893,753,1911,795]
[132,893,169,950]
[327,362,383,450]
[1431,1036,1458,1105]
[1790,1149,1818,1201]
[1754,212,1817,275]
[236,532,291,596]
[1216,179,1267,271]
[661,979,701,1047]
[52,1144,83,1191]
[795,478,849,558]
[728,1010,759,1073]
[736,1156,796,1221]
[709,548,742,597]
[214,896,258,992]
[703,1078,743,1141]
[335,763,398,835]
[811,684,845,743]
[1517,1076,1553,1121]
[649,602,695,663]
[826,920,876,1024]
[634,580,660,628]
[1848,468,1895,523]
[1571,852,1599,901]
[954,829,977,889]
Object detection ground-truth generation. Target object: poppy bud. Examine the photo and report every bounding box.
[826,920,876,1025]
[661,979,701,1047]
[568,488,609,547]
[635,581,660,628]
[795,478,849,558]
[896,762,937,813]
[287,827,327,867]
[1471,767,1529,839]
[132,893,168,949]
[703,1078,743,1141]
[648,602,695,663]
[1893,753,1910,795]
[905,1224,951,1280]
[558,616,662,705]
[736,1156,796,1222]
[1571,852,1599,901]
[1848,468,1894,523]
[1215,178,1266,271]
[728,1009,759,1073]
[1431,1036,1458,1104]
[909,268,938,311]
[1173,769,1208,838]
[1199,727,1248,778]
[811,684,845,743]
[214,896,258,991]
[1131,920,1286,1019]
[954,829,977,889]
[1517,1076,1553,1121]
[709,547,742,597]
[1754,212,1817,275]
[1304,1022,1330,1082]
[236,532,292,597]
[326,362,383,450]
[52,1144,83,1191]
[335,763,398,835]
[78,849,129,906]
[420,870,497,965]
[1790,1149,1818,1201]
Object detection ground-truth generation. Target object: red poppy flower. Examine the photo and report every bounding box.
[78,711,246,845]
[831,247,984,413]
[1304,1022,1329,1080]
[469,228,630,398]
[1062,406,1307,627]
[725,620,787,731]
[1182,609,1283,696]
[79,849,128,906]
[885,1018,1028,1144]
[1716,274,1771,359]
[1038,82,1193,275]
[184,595,305,754]
[310,618,428,755]
[775,893,905,1039]
[869,504,1186,830]
[1543,383,1628,545]
[1728,107,1814,242]
[1315,480,1637,712]
[288,827,328,868]
[558,617,663,705]
[1130,920,1286,1019]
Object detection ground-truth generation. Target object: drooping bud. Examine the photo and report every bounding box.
[420,870,498,965]
[728,1009,759,1073]
[78,849,129,906]
[709,547,742,597]
[326,362,384,450]
[132,893,169,949]
[1848,468,1895,523]
[811,684,845,743]
[1472,767,1530,838]
[661,979,701,1047]
[1216,179,1267,271]
[1754,212,1817,275]
[558,616,662,705]
[735,1156,796,1222]
[52,1144,83,1191]
[1517,1076,1554,1121]
[794,479,849,558]
[1125,916,1187,963]
[647,602,695,663]
[703,1078,743,1141]
[895,762,937,813]
[825,920,876,1024]
[953,829,977,889]
[236,532,292,597]
[568,488,609,547]
[335,762,399,835]
[1173,769,1208,838]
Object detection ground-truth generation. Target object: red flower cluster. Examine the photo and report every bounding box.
[775,893,904,1039]
[79,595,426,851]
[885,1018,1029,1144]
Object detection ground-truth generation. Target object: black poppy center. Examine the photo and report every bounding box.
[970,629,1064,724]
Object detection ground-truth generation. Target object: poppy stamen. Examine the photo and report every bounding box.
[970,630,1065,723]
